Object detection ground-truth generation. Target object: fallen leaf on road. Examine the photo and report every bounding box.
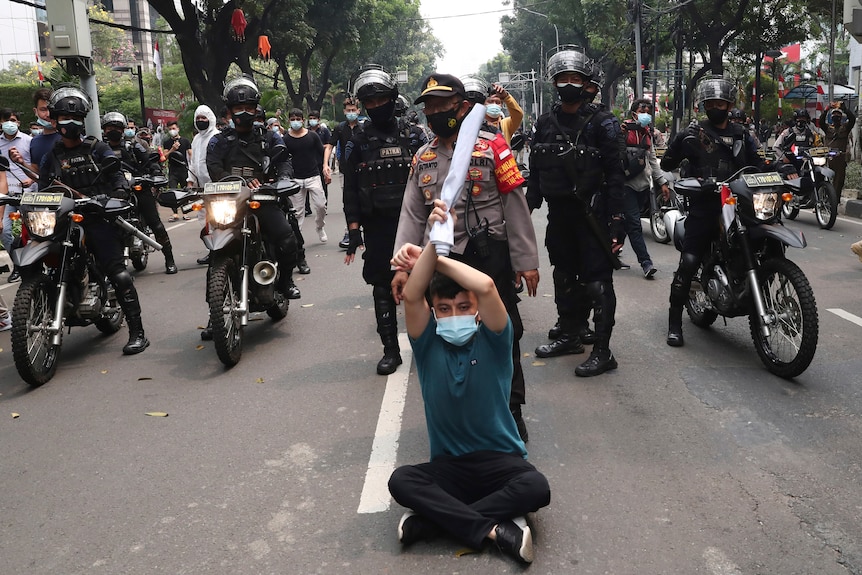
[196,345,205,350]
[542,293,553,297]
[101,370,108,374]
[532,361,546,366]
[455,547,479,557]
[354,305,361,309]
[256,377,265,383]
[11,412,20,419]
[145,412,168,417]
[301,304,314,308]
[336,312,343,316]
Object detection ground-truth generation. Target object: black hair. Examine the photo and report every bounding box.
[288,108,304,119]
[343,96,359,108]
[630,98,652,113]
[33,87,52,107]
[309,110,321,118]
[0,108,17,121]
[166,120,178,128]
[428,272,468,302]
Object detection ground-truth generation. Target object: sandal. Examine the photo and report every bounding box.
[168,214,179,222]
[182,215,191,220]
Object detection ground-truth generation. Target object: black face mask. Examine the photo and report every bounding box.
[58,119,83,140]
[795,120,807,130]
[104,129,122,143]
[195,119,210,131]
[706,108,729,125]
[426,106,462,138]
[556,83,584,103]
[232,111,255,130]
[367,100,396,127]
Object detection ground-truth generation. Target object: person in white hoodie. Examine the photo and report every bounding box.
[187,105,219,265]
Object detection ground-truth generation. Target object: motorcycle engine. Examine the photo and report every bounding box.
[705,265,735,315]
[76,281,103,318]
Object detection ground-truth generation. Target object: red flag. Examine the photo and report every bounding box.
[35,52,43,82]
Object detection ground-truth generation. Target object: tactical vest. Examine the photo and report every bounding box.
[355,131,412,216]
[225,131,267,181]
[621,121,651,178]
[531,108,603,199]
[691,121,746,181]
[52,137,106,196]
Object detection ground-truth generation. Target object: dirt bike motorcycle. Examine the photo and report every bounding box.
[159,174,299,367]
[779,146,839,230]
[122,167,167,271]
[0,156,160,386]
[674,167,818,379]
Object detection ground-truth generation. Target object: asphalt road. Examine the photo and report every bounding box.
[1,179,861,575]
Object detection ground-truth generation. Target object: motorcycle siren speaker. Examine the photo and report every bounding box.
[252,260,278,285]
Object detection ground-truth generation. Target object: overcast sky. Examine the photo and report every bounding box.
[419,0,514,77]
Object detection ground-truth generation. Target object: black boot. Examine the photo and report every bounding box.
[201,319,213,341]
[575,281,618,377]
[667,307,684,347]
[163,244,178,275]
[285,276,301,299]
[535,335,584,357]
[115,272,150,355]
[123,314,150,355]
[374,285,402,375]
[547,321,562,340]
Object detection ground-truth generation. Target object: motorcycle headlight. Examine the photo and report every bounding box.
[27,210,57,237]
[812,156,827,166]
[753,192,780,220]
[208,198,238,226]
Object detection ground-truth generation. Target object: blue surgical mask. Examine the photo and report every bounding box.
[37,117,53,128]
[30,128,43,136]
[290,120,303,131]
[2,121,19,136]
[228,119,235,129]
[308,119,319,127]
[345,112,359,122]
[485,104,503,119]
[637,113,652,128]
[435,312,479,346]
[271,124,281,133]
[124,128,136,138]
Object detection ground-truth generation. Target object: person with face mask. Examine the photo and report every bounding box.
[326,97,364,249]
[484,83,523,145]
[819,101,855,195]
[38,87,150,354]
[616,98,669,279]
[0,108,34,283]
[283,108,327,253]
[340,65,415,375]
[660,76,763,347]
[525,47,625,378]
[773,108,824,169]
[387,201,550,564]
[160,120,192,220]
[392,73,539,441]
[102,111,177,274]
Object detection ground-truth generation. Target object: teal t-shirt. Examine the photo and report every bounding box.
[409,316,527,460]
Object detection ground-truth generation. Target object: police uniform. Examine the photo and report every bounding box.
[206,126,299,288]
[394,128,538,409]
[527,101,625,367]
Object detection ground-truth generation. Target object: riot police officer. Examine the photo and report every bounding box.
[342,65,413,375]
[394,94,427,156]
[101,111,178,274]
[526,47,625,377]
[39,87,150,354]
[773,108,825,168]
[200,75,299,339]
[661,76,762,346]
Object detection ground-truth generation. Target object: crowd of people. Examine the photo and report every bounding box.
[1,47,861,563]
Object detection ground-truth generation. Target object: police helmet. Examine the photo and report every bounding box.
[793,108,810,121]
[695,76,735,109]
[48,86,92,119]
[255,105,266,120]
[461,76,490,105]
[223,74,261,107]
[353,65,398,102]
[729,108,746,122]
[395,94,410,116]
[546,45,592,81]
[101,111,127,128]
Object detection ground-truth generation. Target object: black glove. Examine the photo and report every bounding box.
[685,121,701,140]
[609,215,625,255]
[346,228,364,256]
[526,189,543,212]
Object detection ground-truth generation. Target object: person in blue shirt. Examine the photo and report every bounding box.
[387,199,550,565]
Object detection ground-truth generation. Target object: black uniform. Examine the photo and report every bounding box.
[39,137,145,332]
[206,127,299,288]
[107,138,176,267]
[661,120,762,311]
[342,118,412,357]
[526,102,625,359]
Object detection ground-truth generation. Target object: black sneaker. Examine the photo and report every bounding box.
[547,321,562,340]
[338,231,350,250]
[7,269,21,283]
[196,254,210,265]
[642,261,657,279]
[397,511,440,546]
[200,321,213,341]
[494,517,534,564]
[574,349,618,377]
[296,260,311,275]
[535,335,584,358]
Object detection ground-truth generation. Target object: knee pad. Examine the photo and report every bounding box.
[372,284,391,303]
[111,269,135,294]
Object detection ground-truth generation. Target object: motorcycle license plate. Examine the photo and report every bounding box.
[204,181,243,194]
[742,173,783,188]
[20,191,64,207]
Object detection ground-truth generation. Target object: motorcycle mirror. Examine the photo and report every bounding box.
[268,145,287,166]
[510,133,525,152]
[0,155,9,171]
[100,155,121,175]
[149,151,162,164]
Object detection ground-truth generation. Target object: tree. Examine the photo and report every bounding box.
[88,3,137,67]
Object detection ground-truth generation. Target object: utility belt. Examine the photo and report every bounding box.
[230,166,264,181]
[357,157,410,215]
[64,164,102,192]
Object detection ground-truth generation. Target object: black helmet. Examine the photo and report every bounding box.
[255,105,266,120]
[395,94,410,116]
[546,45,592,81]
[695,76,735,110]
[48,86,92,119]
[101,111,127,128]
[729,108,746,122]
[461,76,490,105]
[793,108,810,121]
[223,74,261,107]
[352,64,398,102]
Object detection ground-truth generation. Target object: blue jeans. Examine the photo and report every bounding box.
[1,206,17,253]
[621,186,652,267]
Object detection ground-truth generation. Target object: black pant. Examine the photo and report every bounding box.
[452,238,526,406]
[255,204,298,279]
[134,188,171,248]
[388,451,550,549]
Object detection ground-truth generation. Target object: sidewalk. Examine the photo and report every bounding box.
[840,189,862,219]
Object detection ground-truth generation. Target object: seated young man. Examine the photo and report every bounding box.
[387,199,551,564]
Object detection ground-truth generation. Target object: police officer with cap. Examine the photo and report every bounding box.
[392,73,539,440]
[39,87,150,354]
[661,76,762,347]
[342,64,412,375]
[526,46,625,377]
[200,74,300,339]
[102,111,178,274]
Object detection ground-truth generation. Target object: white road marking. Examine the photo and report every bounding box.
[357,332,412,514]
[827,308,862,328]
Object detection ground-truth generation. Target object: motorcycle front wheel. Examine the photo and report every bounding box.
[650,190,672,244]
[749,258,818,379]
[814,182,838,230]
[685,273,718,327]
[207,256,243,367]
[781,201,799,220]
[130,226,151,271]
[11,274,61,386]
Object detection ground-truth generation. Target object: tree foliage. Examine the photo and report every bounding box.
[88,3,137,67]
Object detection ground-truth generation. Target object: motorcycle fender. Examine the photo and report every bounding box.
[817,166,835,179]
[203,228,241,252]
[672,214,687,252]
[11,241,54,268]
[749,223,807,249]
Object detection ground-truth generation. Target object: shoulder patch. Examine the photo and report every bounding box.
[420,149,437,161]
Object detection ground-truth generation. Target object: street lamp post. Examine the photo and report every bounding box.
[111,64,146,125]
